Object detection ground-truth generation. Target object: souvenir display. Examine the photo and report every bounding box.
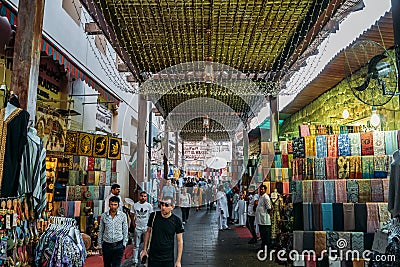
[108,137,122,160]
[64,131,79,155]
[78,132,94,157]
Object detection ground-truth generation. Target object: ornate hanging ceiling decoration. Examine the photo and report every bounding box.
[179,118,231,141]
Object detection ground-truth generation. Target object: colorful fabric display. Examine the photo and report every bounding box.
[351,232,364,255]
[324,180,335,203]
[292,137,305,159]
[343,203,355,231]
[287,141,293,154]
[327,135,338,157]
[288,154,293,169]
[338,134,351,156]
[349,133,361,156]
[111,172,118,184]
[374,155,389,178]
[292,181,303,203]
[373,131,386,155]
[99,171,106,185]
[280,141,288,155]
[87,157,95,171]
[87,171,95,185]
[292,158,305,180]
[314,231,327,256]
[68,170,80,186]
[366,203,380,233]
[305,158,314,180]
[67,201,75,218]
[326,231,340,250]
[361,132,374,156]
[349,156,362,179]
[313,180,325,203]
[335,180,347,203]
[111,160,117,172]
[362,156,374,179]
[321,203,333,231]
[371,179,384,202]
[312,203,321,230]
[346,179,359,203]
[302,180,313,202]
[303,203,313,231]
[80,156,87,171]
[283,182,289,194]
[354,204,367,232]
[314,158,326,180]
[382,179,389,202]
[316,135,327,158]
[385,130,398,155]
[100,158,107,171]
[94,158,101,171]
[304,136,316,157]
[378,203,391,228]
[332,203,344,231]
[299,125,311,137]
[74,201,81,217]
[94,171,100,186]
[326,157,338,180]
[337,156,350,179]
[358,180,371,203]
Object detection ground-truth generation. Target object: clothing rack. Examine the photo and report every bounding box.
[49,216,77,227]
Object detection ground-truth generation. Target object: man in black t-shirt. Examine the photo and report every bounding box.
[141,196,184,267]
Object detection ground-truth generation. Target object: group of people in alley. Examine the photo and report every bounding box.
[97,179,272,267]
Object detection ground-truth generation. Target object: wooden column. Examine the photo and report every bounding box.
[392,0,400,92]
[136,94,147,187]
[10,0,45,121]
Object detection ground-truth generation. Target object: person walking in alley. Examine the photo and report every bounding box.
[179,187,191,224]
[216,185,230,231]
[130,191,153,266]
[141,196,184,267]
[160,178,177,204]
[104,183,123,213]
[255,184,272,251]
[98,196,128,267]
[246,186,259,244]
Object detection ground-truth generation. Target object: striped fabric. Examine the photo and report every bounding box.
[18,129,47,215]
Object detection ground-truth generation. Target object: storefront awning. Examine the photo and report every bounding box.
[0,1,120,106]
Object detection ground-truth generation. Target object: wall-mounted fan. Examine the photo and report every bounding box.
[344,40,398,106]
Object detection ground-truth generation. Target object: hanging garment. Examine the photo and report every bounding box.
[337,156,350,179]
[280,141,288,155]
[312,180,325,203]
[299,125,311,137]
[316,135,327,158]
[314,231,327,257]
[323,180,335,203]
[346,179,359,203]
[292,158,305,180]
[373,131,386,155]
[292,181,303,204]
[358,180,372,203]
[362,156,375,178]
[303,203,312,231]
[338,134,351,156]
[366,203,380,233]
[314,158,326,180]
[326,231,340,250]
[351,232,364,255]
[293,231,303,253]
[383,178,390,202]
[312,203,321,231]
[348,133,361,156]
[332,203,344,231]
[349,156,362,179]
[385,130,398,155]
[377,203,391,228]
[321,203,333,231]
[304,136,316,157]
[282,154,289,168]
[303,231,315,250]
[354,203,367,232]
[325,157,338,180]
[343,203,355,231]
[271,196,283,239]
[361,132,374,156]
[0,108,29,197]
[374,155,390,178]
[370,179,384,202]
[305,157,315,180]
[302,180,313,203]
[292,137,305,159]
[327,135,338,158]
[335,180,347,203]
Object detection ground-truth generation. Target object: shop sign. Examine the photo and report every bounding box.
[38,58,64,100]
[96,104,112,132]
[184,142,210,160]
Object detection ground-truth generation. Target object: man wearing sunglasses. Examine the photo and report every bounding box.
[141,196,184,267]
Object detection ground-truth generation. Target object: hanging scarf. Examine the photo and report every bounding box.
[292,137,305,159]
[313,180,325,203]
[327,135,338,158]
[370,179,383,202]
[321,203,333,231]
[287,141,293,154]
[382,179,389,202]
[358,180,371,203]
[287,154,293,169]
[300,124,311,137]
[348,133,361,156]
[323,180,335,203]
[361,132,374,156]
[337,156,350,179]
[304,136,316,157]
[315,231,327,257]
[305,157,315,180]
[338,134,351,156]
[351,232,364,255]
[338,232,351,253]
[303,203,313,231]
[325,157,338,180]
[274,154,282,168]
[343,203,355,231]
[385,130,398,156]
[302,180,313,203]
[292,181,303,203]
[326,231,340,250]
[335,180,347,203]
[378,203,391,227]
[280,141,288,155]
[373,131,386,155]
[346,179,359,203]
[366,203,379,233]
[281,154,289,168]
[349,156,362,179]
[293,231,303,253]
[292,158,304,180]
[361,156,374,179]
[312,203,321,230]
[314,158,326,180]
[316,135,327,158]
[374,155,389,178]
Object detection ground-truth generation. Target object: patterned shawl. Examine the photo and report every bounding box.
[324,180,335,203]
[337,156,350,179]
[314,158,326,180]
[302,180,313,203]
[346,179,359,203]
[370,179,384,202]
[304,136,317,157]
[374,155,390,178]
[348,133,361,156]
[338,134,351,156]
[358,180,371,203]
[366,203,380,233]
[313,180,325,203]
[382,179,389,202]
[361,132,374,156]
[335,180,347,203]
[291,181,303,203]
[292,137,305,159]
[361,156,374,179]
[327,135,338,158]
[326,157,338,180]
[305,157,315,180]
[316,135,327,158]
[373,131,386,156]
[349,156,362,179]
